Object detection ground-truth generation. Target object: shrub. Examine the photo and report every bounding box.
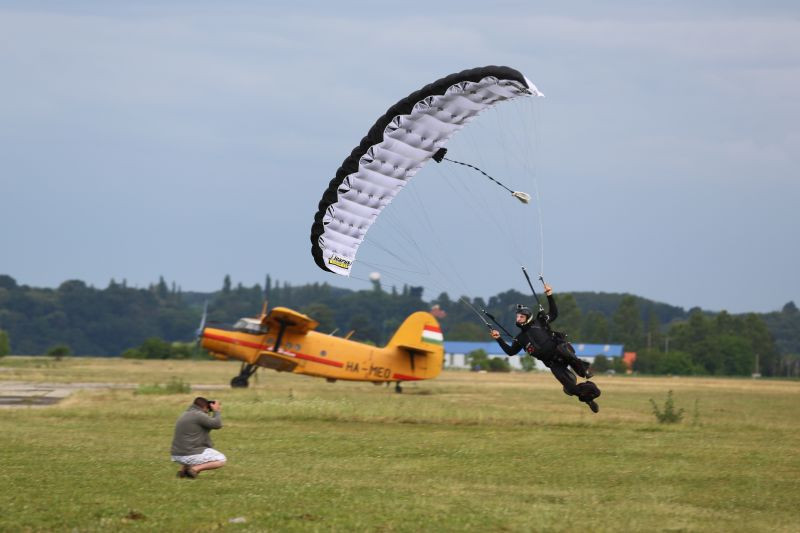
[592,355,609,372]
[47,344,71,361]
[649,390,685,424]
[0,330,9,357]
[122,348,143,359]
[135,377,191,395]
[520,355,537,372]
[487,357,511,372]
[466,349,490,371]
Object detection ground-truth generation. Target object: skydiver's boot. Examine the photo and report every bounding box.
[576,381,601,413]
[568,356,593,379]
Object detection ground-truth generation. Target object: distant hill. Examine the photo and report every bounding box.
[0,273,796,358]
[569,292,687,324]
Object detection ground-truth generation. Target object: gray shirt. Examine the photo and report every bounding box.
[171,404,223,456]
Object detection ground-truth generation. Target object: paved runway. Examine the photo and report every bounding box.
[0,381,226,407]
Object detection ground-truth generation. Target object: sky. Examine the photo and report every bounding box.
[0,0,798,314]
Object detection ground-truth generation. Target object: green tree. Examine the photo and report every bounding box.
[554,293,582,339]
[611,295,643,350]
[644,310,663,350]
[447,322,487,341]
[592,355,610,372]
[656,350,695,375]
[466,349,490,371]
[704,335,753,376]
[301,303,336,333]
[740,313,779,376]
[581,311,609,343]
[0,329,9,356]
[348,313,378,344]
[520,355,537,372]
[612,356,629,374]
[632,348,662,374]
[156,276,169,299]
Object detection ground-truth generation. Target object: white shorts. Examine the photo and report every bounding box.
[171,448,226,466]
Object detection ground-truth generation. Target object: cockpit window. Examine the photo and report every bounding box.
[233,318,268,334]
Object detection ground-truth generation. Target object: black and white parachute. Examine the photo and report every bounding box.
[310,66,543,276]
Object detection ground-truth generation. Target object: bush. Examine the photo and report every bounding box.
[0,330,9,357]
[135,377,191,395]
[122,348,143,359]
[593,355,609,372]
[487,357,511,372]
[612,356,628,374]
[47,344,71,361]
[520,355,537,372]
[122,339,205,360]
[138,337,172,359]
[649,390,685,424]
[467,349,490,371]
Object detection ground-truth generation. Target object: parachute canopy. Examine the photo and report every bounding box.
[310,66,543,276]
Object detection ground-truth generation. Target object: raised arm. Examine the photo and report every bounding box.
[544,284,558,322]
[197,409,223,430]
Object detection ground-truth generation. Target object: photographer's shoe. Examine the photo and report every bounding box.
[184,467,198,479]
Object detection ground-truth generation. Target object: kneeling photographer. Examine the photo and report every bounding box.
[170,397,226,479]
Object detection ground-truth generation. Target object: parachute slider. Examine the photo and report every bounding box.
[512,191,531,204]
[433,149,531,205]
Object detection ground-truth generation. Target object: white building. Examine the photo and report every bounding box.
[444,341,625,371]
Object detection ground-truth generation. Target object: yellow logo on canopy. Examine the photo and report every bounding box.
[328,255,352,269]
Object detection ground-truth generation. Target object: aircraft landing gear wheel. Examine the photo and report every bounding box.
[395,382,403,394]
[231,376,249,388]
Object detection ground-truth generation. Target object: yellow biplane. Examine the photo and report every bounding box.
[200,303,444,392]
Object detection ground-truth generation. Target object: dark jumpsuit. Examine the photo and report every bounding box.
[495,294,598,404]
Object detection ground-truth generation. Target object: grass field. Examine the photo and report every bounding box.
[1,357,799,532]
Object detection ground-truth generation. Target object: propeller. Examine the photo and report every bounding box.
[194,301,209,356]
[195,300,208,339]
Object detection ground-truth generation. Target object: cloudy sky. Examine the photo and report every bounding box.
[1,1,798,313]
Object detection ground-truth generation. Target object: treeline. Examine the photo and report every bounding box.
[0,273,798,376]
[434,291,792,376]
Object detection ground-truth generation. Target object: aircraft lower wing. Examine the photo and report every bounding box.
[256,351,299,372]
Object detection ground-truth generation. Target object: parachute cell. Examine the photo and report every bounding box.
[310,66,543,276]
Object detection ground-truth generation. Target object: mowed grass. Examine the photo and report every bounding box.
[1,358,799,532]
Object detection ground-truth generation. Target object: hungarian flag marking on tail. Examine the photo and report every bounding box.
[421,325,443,345]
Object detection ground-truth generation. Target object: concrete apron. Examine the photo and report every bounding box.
[0,381,227,407]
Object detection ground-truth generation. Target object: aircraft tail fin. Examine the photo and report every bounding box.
[386,311,444,353]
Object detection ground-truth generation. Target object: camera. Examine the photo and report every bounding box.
[206,399,216,411]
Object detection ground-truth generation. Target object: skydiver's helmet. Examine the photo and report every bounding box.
[515,304,533,327]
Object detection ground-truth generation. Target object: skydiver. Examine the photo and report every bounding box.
[490,283,601,413]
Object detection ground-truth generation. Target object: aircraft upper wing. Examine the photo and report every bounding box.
[263,307,319,335]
